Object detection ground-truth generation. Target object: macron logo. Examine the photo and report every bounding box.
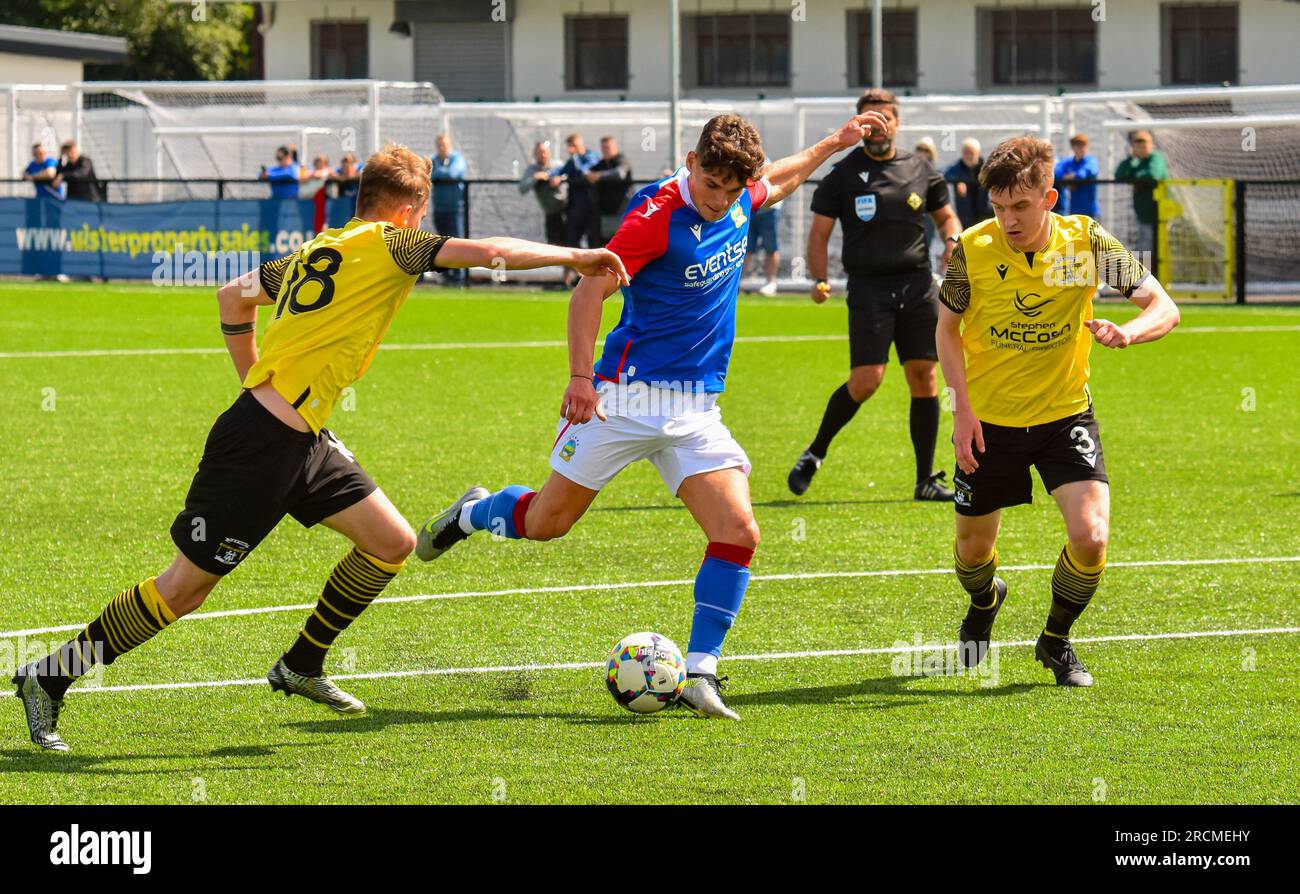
[50,825,152,875]
[641,200,660,218]
[690,224,702,241]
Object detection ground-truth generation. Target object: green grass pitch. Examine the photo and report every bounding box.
[0,280,1296,804]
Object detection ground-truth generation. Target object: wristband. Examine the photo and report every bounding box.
[571,374,593,382]
[221,321,255,335]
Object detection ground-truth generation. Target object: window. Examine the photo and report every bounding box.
[311,21,368,79]
[980,7,1096,87]
[848,9,918,87]
[689,14,790,88]
[1162,4,1238,85]
[566,16,628,90]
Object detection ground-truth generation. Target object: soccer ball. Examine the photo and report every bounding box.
[605,632,687,714]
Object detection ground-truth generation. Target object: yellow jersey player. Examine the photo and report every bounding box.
[935,136,1179,686]
[13,144,628,751]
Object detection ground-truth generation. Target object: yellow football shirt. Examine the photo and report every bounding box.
[244,218,447,433]
[939,213,1148,428]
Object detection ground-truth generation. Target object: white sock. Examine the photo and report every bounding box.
[685,651,718,676]
[457,500,480,534]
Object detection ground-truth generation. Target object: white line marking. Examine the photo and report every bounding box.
[4,554,1296,640]
[71,625,1300,695]
[1,326,1295,360]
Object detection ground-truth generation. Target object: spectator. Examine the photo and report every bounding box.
[333,152,362,200]
[307,154,332,180]
[56,141,103,202]
[1113,129,1168,258]
[914,137,941,273]
[585,135,633,247]
[260,146,300,199]
[557,132,600,286]
[518,140,567,249]
[432,132,468,283]
[913,136,938,165]
[1054,133,1100,219]
[23,143,62,200]
[944,137,989,229]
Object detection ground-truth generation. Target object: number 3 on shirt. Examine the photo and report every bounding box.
[276,247,343,319]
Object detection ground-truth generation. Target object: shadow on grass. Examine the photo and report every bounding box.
[726,674,1043,709]
[589,497,916,514]
[283,707,615,734]
[0,744,306,776]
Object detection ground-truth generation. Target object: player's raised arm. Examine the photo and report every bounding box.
[217,257,284,382]
[760,110,889,207]
[434,237,628,284]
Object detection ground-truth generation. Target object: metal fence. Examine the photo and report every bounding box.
[2,175,1296,301]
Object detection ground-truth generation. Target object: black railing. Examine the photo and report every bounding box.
[2,176,1297,303]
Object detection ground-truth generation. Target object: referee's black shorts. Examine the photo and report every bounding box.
[170,390,377,576]
[846,269,940,368]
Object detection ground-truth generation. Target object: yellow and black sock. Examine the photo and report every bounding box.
[36,577,176,700]
[954,543,999,609]
[1044,544,1105,638]
[282,547,402,677]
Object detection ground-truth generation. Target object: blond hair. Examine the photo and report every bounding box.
[356,143,432,216]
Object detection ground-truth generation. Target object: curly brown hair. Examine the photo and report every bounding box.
[356,143,432,216]
[693,114,765,185]
[979,136,1055,195]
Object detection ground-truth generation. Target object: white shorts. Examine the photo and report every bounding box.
[549,382,751,495]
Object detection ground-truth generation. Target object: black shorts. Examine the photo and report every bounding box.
[846,270,939,367]
[170,391,377,575]
[952,406,1109,517]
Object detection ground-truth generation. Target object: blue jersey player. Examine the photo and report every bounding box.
[417,111,887,719]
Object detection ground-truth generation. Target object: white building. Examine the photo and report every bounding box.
[0,24,127,85]
[256,0,1300,99]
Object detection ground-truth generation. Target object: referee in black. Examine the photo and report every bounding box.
[788,88,962,502]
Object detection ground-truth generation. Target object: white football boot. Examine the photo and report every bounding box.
[677,673,740,720]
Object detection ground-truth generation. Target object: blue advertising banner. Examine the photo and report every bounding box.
[0,195,359,280]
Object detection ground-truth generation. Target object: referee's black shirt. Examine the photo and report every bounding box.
[810,148,949,278]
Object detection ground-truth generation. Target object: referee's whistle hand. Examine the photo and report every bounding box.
[809,283,831,304]
[837,111,890,148]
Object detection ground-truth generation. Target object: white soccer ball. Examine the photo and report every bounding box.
[605,631,687,714]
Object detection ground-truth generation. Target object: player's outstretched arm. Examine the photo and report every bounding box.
[560,273,622,424]
[217,268,277,381]
[760,110,889,207]
[435,237,629,284]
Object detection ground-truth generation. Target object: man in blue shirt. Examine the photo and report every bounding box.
[1054,133,1100,219]
[417,109,889,721]
[23,143,63,200]
[260,146,300,199]
[432,133,468,283]
[559,133,600,240]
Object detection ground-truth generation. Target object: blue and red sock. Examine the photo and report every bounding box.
[686,542,754,675]
[465,485,537,539]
